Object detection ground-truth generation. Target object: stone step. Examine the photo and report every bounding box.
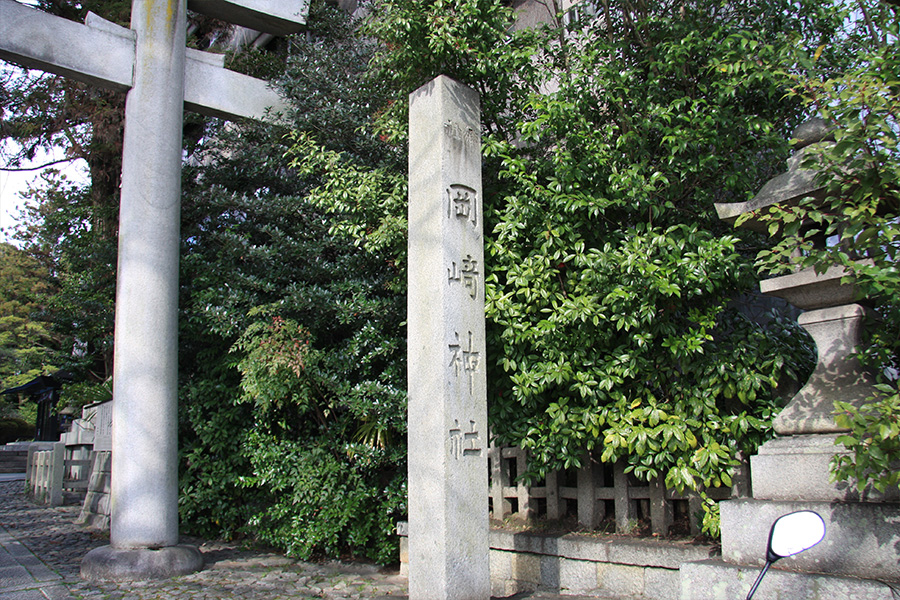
[0,450,27,473]
[680,559,897,600]
[62,490,86,506]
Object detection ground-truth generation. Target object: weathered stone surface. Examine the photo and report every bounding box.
[540,554,561,591]
[758,264,864,311]
[772,304,878,435]
[595,563,644,598]
[110,0,187,557]
[606,538,715,569]
[0,1,287,123]
[187,0,309,35]
[407,75,489,600]
[489,550,542,597]
[714,167,823,230]
[80,545,204,582]
[91,403,113,453]
[750,434,899,502]
[511,552,542,586]
[78,451,112,530]
[644,566,681,600]
[0,0,134,90]
[488,531,714,569]
[792,118,834,150]
[714,119,834,232]
[558,557,596,594]
[680,559,895,600]
[719,498,900,580]
[184,48,289,120]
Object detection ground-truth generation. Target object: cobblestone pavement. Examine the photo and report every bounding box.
[0,480,635,600]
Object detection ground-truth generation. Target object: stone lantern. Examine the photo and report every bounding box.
[715,118,889,503]
[680,120,900,599]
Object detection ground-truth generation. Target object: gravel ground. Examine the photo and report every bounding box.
[0,480,406,599]
[0,480,636,600]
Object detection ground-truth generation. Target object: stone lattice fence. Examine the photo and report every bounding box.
[488,445,749,536]
[26,442,91,506]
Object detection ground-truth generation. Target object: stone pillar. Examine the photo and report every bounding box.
[81,0,202,580]
[407,75,490,600]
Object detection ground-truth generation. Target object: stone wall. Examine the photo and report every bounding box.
[397,525,716,599]
[77,451,111,530]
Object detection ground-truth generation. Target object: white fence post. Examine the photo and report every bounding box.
[49,442,65,506]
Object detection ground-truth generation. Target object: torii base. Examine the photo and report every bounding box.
[80,544,203,581]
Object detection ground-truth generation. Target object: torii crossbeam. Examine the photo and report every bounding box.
[0,0,308,580]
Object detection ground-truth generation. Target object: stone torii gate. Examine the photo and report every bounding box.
[0,0,308,580]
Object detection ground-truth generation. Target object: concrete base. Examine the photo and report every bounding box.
[80,544,203,581]
[680,559,896,600]
[720,498,900,581]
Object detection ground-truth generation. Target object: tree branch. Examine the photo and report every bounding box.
[0,158,75,172]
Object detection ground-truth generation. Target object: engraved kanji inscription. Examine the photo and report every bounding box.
[443,120,479,147]
[448,254,479,299]
[448,419,483,459]
[448,331,481,394]
[447,184,478,228]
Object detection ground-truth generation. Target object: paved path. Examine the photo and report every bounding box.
[0,480,634,600]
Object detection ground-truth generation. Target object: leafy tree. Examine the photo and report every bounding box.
[302,0,852,535]
[0,242,58,388]
[1,0,255,388]
[177,2,407,561]
[2,1,130,388]
[12,174,117,383]
[0,242,59,430]
[2,0,407,559]
[477,4,834,535]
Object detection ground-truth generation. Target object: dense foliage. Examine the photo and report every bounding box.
[318,0,850,535]
[2,0,129,388]
[12,175,117,386]
[478,4,829,498]
[176,4,407,562]
[3,0,407,561]
[0,242,58,427]
[4,0,891,553]
[0,243,58,386]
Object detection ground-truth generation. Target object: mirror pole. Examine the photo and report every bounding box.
[745,560,772,600]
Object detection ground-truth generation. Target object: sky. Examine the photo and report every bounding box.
[0,145,88,245]
[0,2,87,244]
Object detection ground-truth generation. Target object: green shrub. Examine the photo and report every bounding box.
[240,433,405,563]
[0,417,33,444]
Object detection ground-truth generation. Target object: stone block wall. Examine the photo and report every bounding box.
[398,526,717,599]
[78,451,111,530]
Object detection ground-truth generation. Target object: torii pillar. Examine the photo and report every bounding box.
[0,0,309,580]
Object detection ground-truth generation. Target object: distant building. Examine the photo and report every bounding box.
[2,371,73,441]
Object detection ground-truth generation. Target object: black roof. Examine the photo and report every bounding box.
[1,371,74,396]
